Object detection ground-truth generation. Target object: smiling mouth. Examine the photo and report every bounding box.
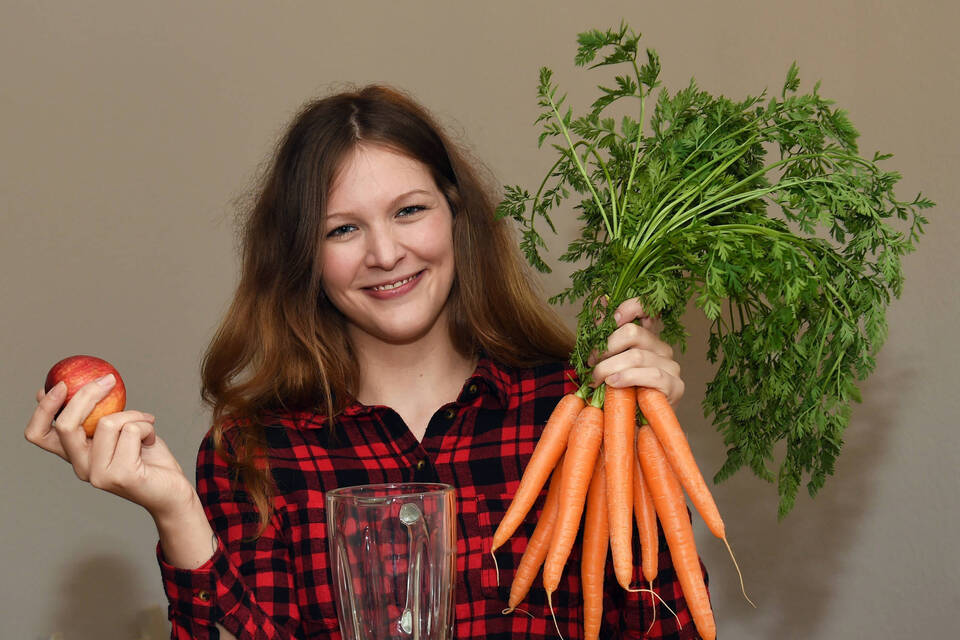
[366,271,423,291]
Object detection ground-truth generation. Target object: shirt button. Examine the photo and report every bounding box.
[196,590,211,602]
[443,408,456,420]
[415,459,427,471]
[467,383,478,394]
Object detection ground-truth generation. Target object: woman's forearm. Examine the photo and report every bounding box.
[154,491,217,569]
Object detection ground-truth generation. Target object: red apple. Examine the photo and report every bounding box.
[44,355,126,437]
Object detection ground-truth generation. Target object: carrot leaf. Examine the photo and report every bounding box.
[498,23,934,518]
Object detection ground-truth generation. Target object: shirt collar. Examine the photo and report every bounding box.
[288,350,515,429]
[339,350,513,416]
[461,351,512,409]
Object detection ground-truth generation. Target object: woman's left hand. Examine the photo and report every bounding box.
[588,297,684,405]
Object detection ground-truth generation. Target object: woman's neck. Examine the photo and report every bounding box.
[348,320,477,412]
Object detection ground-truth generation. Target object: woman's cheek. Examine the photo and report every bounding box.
[320,245,358,299]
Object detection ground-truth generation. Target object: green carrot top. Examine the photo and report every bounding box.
[496,22,933,517]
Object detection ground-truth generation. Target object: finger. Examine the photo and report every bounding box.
[638,314,663,335]
[36,389,45,403]
[54,374,117,432]
[587,321,669,368]
[612,298,665,336]
[88,411,156,481]
[25,382,69,459]
[603,366,686,406]
[611,297,652,327]
[90,420,157,492]
[114,420,157,468]
[54,374,116,470]
[591,348,681,388]
[601,323,674,362]
[52,374,119,478]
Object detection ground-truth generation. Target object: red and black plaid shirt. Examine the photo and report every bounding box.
[158,355,707,639]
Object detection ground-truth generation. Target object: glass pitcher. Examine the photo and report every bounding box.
[326,483,457,640]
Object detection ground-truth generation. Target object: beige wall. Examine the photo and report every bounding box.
[2,1,957,637]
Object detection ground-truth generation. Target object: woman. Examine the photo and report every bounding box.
[26,86,699,639]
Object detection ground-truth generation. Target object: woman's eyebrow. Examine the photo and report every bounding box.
[326,189,435,220]
[387,188,434,208]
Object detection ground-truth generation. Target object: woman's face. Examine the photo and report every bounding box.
[320,144,456,347]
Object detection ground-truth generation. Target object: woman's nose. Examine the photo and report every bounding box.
[364,225,405,270]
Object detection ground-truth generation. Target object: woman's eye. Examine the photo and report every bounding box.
[325,206,425,238]
[326,224,357,238]
[397,205,426,218]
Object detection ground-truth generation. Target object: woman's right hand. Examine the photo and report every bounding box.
[24,375,197,523]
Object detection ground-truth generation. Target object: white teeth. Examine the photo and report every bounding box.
[371,274,416,291]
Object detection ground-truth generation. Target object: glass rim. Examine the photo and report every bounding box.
[325,482,455,502]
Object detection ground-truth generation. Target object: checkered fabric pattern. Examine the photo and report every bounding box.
[158,355,708,639]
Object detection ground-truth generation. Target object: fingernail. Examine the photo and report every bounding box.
[607,373,621,385]
[614,311,622,323]
[96,374,115,387]
[52,381,67,395]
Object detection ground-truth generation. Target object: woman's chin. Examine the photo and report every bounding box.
[350,320,441,347]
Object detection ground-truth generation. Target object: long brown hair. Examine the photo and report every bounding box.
[201,85,573,531]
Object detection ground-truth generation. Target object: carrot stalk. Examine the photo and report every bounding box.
[602,385,635,589]
[493,392,585,554]
[636,387,725,540]
[636,424,716,640]
[582,458,608,640]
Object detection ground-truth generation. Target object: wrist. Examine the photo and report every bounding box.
[151,485,201,529]
[149,479,203,529]
[153,491,217,570]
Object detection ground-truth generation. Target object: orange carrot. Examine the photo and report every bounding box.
[633,452,658,583]
[637,388,755,609]
[603,385,636,589]
[493,393,585,553]
[542,403,603,597]
[636,387,725,540]
[581,458,608,640]
[636,424,715,640]
[506,460,563,611]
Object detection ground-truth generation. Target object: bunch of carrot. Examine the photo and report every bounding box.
[492,384,745,640]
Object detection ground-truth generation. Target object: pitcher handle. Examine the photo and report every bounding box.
[398,502,429,638]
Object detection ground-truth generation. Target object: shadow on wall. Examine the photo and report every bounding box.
[49,553,169,640]
[677,306,905,638]
[757,358,904,639]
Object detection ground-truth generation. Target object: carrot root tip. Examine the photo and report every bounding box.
[547,591,564,640]
[491,550,501,588]
[646,581,658,635]
[723,536,756,608]
[635,588,681,629]
[502,606,535,619]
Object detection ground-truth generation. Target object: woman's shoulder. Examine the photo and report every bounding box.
[198,408,331,454]
[483,355,580,403]
[518,358,577,381]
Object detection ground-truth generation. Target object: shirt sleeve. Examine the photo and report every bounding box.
[157,430,302,639]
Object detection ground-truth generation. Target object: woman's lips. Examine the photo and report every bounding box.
[363,270,424,299]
